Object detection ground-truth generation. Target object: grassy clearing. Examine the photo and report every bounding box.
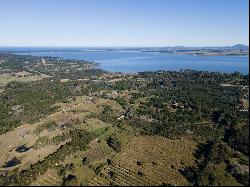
[83,118,111,132]
[241,99,249,109]
[0,116,66,172]
[220,83,240,87]
[92,127,109,135]
[0,71,48,87]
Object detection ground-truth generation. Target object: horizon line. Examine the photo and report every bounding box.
[0,44,249,48]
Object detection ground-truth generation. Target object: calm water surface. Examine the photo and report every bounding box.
[16,51,249,74]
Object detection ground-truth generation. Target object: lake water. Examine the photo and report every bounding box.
[15,50,249,74]
[15,145,30,153]
[4,157,21,168]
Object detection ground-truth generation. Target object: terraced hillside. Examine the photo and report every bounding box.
[31,169,62,186]
[87,136,197,186]
[81,138,116,164]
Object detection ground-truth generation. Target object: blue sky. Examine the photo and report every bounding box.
[0,0,249,47]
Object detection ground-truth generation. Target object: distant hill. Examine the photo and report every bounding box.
[157,44,249,56]
[231,44,249,50]
[161,44,249,51]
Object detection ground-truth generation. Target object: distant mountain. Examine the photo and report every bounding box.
[155,44,249,56]
[231,44,249,50]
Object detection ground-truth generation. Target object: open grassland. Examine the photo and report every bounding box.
[79,118,111,131]
[53,96,124,117]
[0,120,68,172]
[0,71,49,87]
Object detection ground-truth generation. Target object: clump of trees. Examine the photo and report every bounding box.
[62,174,78,186]
[106,135,121,152]
[98,105,118,124]
[224,125,249,155]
